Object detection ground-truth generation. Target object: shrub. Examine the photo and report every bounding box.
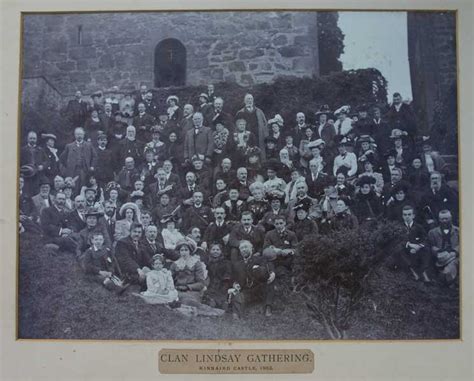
[295,221,406,339]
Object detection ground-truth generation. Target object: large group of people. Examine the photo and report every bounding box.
[19,84,460,319]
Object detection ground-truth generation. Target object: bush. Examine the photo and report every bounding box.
[295,221,406,339]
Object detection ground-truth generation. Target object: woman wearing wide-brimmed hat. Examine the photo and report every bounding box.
[166,95,183,124]
[114,202,141,242]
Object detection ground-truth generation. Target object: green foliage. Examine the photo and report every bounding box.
[317,12,344,75]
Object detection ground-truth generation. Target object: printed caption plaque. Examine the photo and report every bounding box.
[159,349,314,374]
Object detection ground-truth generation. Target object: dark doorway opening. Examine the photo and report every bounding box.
[154,39,186,88]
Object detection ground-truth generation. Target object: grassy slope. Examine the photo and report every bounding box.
[18,233,459,340]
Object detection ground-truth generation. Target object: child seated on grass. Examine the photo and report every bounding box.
[82,232,127,293]
[136,254,179,305]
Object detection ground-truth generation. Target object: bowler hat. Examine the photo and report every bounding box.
[20,164,36,178]
[39,176,51,186]
[84,187,97,194]
[384,149,398,159]
[264,136,277,144]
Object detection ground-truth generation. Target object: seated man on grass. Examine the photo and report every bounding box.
[229,240,276,318]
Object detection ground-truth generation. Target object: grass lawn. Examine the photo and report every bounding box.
[18,232,460,340]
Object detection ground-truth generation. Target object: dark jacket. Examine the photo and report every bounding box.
[40,206,70,240]
[115,236,152,283]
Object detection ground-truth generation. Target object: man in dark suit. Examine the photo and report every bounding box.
[95,133,115,187]
[263,215,299,277]
[370,106,390,153]
[59,127,97,189]
[65,90,89,128]
[291,112,313,147]
[392,205,431,282]
[100,102,115,137]
[118,125,143,165]
[386,93,417,140]
[146,167,180,208]
[75,209,112,260]
[133,102,156,143]
[140,225,179,265]
[67,195,88,233]
[315,106,337,151]
[229,240,276,318]
[115,157,141,193]
[228,211,266,262]
[206,97,233,132]
[143,91,159,118]
[176,172,207,207]
[305,160,331,200]
[183,112,214,164]
[101,200,117,243]
[177,104,195,139]
[40,192,77,252]
[20,131,47,195]
[115,223,152,285]
[418,171,458,227]
[181,191,213,233]
[202,207,232,252]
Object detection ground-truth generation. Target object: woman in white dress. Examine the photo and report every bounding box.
[138,254,179,305]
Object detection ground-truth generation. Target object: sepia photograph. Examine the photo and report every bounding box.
[17,9,460,340]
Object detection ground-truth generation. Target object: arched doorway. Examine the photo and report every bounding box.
[154,38,186,87]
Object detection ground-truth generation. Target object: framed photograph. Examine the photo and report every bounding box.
[1,0,473,379]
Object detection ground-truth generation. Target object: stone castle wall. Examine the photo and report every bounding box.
[22,11,319,95]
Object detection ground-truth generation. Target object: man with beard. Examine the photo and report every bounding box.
[181,191,212,233]
[67,195,88,232]
[207,97,233,131]
[31,177,54,218]
[115,223,152,286]
[139,224,174,264]
[287,180,318,221]
[235,93,268,157]
[118,125,143,165]
[101,200,117,243]
[428,210,459,286]
[40,192,77,253]
[230,167,251,201]
[229,240,276,318]
[419,171,458,228]
[116,157,141,193]
[214,158,236,191]
[146,167,179,208]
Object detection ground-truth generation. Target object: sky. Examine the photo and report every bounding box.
[338,11,413,100]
